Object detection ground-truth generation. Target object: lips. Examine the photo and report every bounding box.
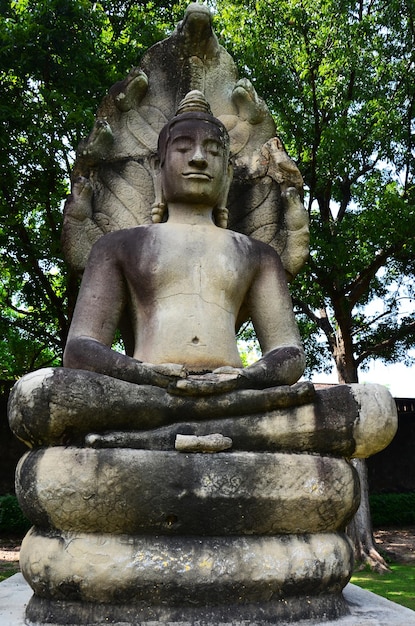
[182,172,212,180]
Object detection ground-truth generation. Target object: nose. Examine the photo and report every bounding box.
[189,147,208,168]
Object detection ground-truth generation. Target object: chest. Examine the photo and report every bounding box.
[124,226,256,302]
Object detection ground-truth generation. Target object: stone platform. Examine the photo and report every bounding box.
[1,574,415,626]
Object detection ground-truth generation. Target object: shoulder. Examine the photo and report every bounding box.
[227,231,282,265]
[89,226,154,257]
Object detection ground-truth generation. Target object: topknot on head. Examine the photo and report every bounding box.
[175,90,212,116]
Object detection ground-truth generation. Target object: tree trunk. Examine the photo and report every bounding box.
[332,329,358,385]
[346,459,390,573]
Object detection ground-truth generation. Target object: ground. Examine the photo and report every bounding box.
[1,528,414,578]
[0,536,21,579]
[374,527,415,564]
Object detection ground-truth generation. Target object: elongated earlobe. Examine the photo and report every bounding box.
[151,202,167,223]
[213,163,233,228]
[213,206,229,228]
[150,155,167,223]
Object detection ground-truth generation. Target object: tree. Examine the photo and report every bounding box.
[214,0,415,570]
[0,0,188,381]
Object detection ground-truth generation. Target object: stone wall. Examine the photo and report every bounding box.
[367,397,415,493]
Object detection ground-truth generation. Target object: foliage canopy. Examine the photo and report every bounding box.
[215,0,415,382]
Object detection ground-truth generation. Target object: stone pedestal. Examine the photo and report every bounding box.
[5,573,415,626]
[22,530,353,624]
[18,448,358,622]
[17,449,359,535]
[10,381,397,624]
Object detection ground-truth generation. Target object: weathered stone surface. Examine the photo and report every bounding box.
[6,574,415,626]
[350,383,398,457]
[175,433,233,452]
[9,369,397,459]
[25,592,349,625]
[20,529,353,606]
[16,449,359,535]
[8,370,314,447]
[87,383,397,460]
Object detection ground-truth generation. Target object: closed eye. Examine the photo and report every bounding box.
[204,140,221,156]
[171,137,193,153]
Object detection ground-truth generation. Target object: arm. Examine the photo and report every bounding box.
[241,243,305,387]
[63,234,185,387]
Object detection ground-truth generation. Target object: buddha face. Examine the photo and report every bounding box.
[160,119,231,209]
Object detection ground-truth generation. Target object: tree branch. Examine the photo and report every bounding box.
[356,319,415,366]
[293,297,337,355]
[346,241,406,307]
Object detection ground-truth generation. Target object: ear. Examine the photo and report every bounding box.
[217,162,233,210]
[213,163,233,228]
[149,154,167,223]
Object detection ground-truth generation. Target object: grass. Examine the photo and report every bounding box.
[351,563,415,611]
[0,563,20,583]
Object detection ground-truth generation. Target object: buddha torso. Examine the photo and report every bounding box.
[116,223,261,370]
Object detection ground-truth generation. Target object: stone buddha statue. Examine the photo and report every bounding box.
[64,91,305,394]
[10,91,308,448]
[8,6,397,625]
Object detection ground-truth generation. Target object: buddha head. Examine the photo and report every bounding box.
[153,91,232,227]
